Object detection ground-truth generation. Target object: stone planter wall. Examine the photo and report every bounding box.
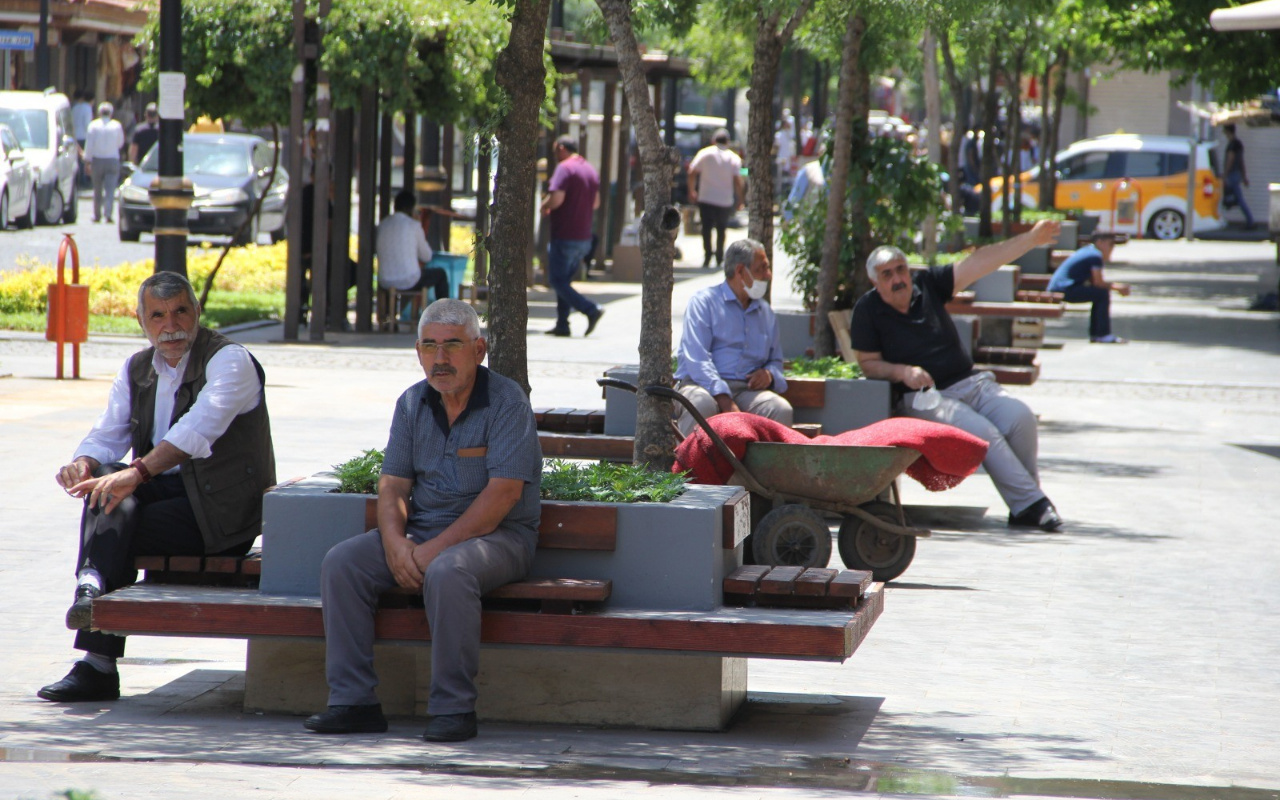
[775,309,816,359]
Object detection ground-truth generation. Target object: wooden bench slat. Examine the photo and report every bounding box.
[135,555,167,571]
[947,300,1064,319]
[539,407,579,432]
[241,553,262,576]
[565,409,596,433]
[759,566,804,595]
[538,432,633,462]
[981,363,1040,386]
[794,568,838,596]
[584,410,606,434]
[92,584,884,661]
[721,491,751,550]
[203,556,242,574]
[485,578,611,602]
[723,565,770,595]
[974,346,1038,366]
[780,379,825,409]
[538,503,617,549]
[828,569,872,598]
[168,556,204,572]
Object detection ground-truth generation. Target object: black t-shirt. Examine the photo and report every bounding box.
[131,122,159,161]
[849,265,974,391]
[1226,138,1244,175]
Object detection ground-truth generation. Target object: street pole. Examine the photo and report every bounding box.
[151,0,193,275]
[36,0,49,89]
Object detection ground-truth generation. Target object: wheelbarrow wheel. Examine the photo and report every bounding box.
[838,502,916,582]
[751,504,832,568]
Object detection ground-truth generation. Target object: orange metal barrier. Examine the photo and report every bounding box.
[46,234,88,379]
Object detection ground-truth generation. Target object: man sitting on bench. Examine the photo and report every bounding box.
[377,189,449,301]
[849,220,1066,532]
[1047,232,1130,344]
[39,272,275,703]
[674,238,792,436]
[305,299,542,742]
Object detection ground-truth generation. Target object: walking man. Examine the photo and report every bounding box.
[540,135,603,337]
[84,102,124,224]
[688,128,744,269]
[1222,123,1253,229]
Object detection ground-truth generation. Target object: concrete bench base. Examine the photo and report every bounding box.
[246,639,746,731]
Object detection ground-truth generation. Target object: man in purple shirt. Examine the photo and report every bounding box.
[540,135,603,337]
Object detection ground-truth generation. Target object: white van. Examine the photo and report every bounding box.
[0,90,79,224]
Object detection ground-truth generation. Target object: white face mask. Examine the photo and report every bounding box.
[745,276,769,300]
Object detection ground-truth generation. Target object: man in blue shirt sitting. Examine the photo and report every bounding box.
[674,238,792,436]
[1047,233,1130,344]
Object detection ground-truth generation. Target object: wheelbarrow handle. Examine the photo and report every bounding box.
[642,385,771,497]
[596,377,639,393]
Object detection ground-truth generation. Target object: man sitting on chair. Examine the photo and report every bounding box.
[377,189,449,301]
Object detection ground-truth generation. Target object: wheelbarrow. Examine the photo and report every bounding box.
[608,380,930,581]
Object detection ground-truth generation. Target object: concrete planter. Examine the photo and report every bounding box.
[788,377,892,434]
[260,472,744,611]
[775,309,817,359]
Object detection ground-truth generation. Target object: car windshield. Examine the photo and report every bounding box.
[139,140,251,177]
[0,109,48,149]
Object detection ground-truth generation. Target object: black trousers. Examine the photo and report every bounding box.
[698,203,732,266]
[404,265,450,300]
[73,464,251,658]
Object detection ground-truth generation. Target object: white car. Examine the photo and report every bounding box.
[0,122,37,230]
[0,90,79,224]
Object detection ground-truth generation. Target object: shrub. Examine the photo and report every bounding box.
[332,448,384,494]
[785,356,862,379]
[541,460,688,503]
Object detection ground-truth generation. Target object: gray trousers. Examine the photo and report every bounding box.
[900,371,1044,515]
[90,157,120,222]
[676,379,793,437]
[320,527,533,715]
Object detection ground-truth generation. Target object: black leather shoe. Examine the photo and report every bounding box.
[544,327,571,337]
[304,704,388,734]
[1008,497,1064,532]
[584,308,604,337]
[422,712,478,742]
[65,585,101,631]
[37,662,120,702]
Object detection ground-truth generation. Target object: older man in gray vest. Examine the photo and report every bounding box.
[38,272,275,703]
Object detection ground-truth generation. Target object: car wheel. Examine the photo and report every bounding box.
[269,218,286,244]
[0,191,9,230]
[232,212,259,247]
[63,182,78,223]
[16,189,36,229]
[1147,208,1185,240]
[39,187,64,225]
[118,215,140,242]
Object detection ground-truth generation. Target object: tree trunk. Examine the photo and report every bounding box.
[938,30,968,250]
[977,44,1001,240]
[921,28,942,264]
[596,0,681,471]
[1037,58,1052,206]
[1007,45,1025,224]
[746,1,813,267]
[486,0,552,393]
[813,10,865,359]
[1044,47,1069,209]
[848,60,873,301]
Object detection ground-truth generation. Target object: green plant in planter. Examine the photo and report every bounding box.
[333,448,384,494]
[785,356,862,380]
[541,460,689,503]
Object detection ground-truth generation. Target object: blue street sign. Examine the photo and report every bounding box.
[0,31,35,52]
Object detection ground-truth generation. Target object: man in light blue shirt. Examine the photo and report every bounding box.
[674,238,792,436]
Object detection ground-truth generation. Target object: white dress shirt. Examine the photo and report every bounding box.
[84,117,125,160]
[376,211,433,290]
[74,343,263,472]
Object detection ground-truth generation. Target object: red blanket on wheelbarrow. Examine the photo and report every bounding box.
[672,413,989,492]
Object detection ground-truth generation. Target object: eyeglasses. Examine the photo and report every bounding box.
[418,338,471,355]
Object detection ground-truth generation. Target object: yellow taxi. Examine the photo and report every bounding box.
[991,134,1223,239]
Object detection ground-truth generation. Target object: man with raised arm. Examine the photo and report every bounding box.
[306,299,542,743]
[850,220,1064,531]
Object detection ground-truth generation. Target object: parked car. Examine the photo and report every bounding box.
[118,132,288,245]
[0,90,78,224]
[990,134,1223,240]
[0,122,38,230]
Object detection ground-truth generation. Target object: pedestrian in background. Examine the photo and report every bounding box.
[1222,123,1253,230]
[688,128,743,270]
[84,102,124,224]
[540,135,603,338]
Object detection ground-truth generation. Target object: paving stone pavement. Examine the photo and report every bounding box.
[0,235,1278,800]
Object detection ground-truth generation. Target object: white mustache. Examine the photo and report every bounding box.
[158,331,189,343]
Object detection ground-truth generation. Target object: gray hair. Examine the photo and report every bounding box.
[137,271,199,315]
[98,101,113,117]
[723,238,764,280]
[419,298,481,339]
[866,245,908,279]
